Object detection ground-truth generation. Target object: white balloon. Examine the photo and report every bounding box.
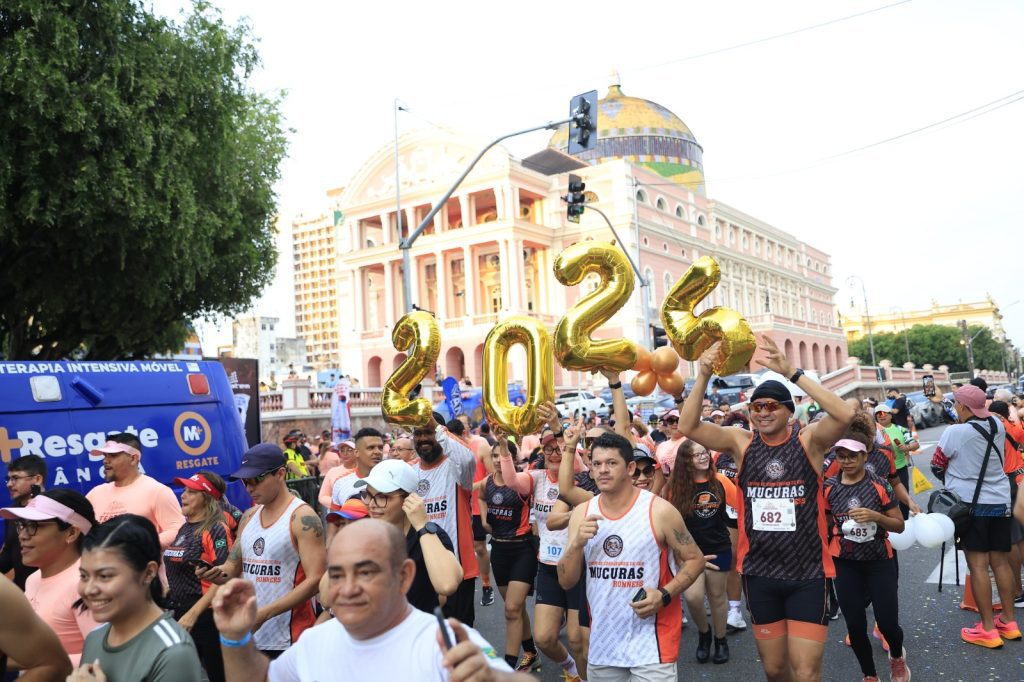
[929,512,956,542]
[915,514,946,549]
[888,520,916,551]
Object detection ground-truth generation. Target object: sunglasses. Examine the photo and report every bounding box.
[242,466,283,486]
[663,418,679,424]
[750,401,783,414]
[632,464,656,478]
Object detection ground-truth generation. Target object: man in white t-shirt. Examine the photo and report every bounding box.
[213,519,523,682]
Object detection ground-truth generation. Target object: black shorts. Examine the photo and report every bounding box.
[472,514,487,542]
[491,539,537,588]
[743,575,828,632]
[961,515,1012,553]
[534,561,588,622]
[442,577,476,627]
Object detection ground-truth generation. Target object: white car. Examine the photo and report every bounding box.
[554,391,609,419]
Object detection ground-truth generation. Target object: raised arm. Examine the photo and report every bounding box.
[678,344,750,457]
[496,431,534,495]
[557,419,593,506]
[439,424,477,491]
[601,369,633,444]
[752,335,855,461]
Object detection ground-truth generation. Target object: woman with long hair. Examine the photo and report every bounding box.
[70,514,202,682]
[665,438,738,664]
[164,471,234,682]
[0,488,98,666]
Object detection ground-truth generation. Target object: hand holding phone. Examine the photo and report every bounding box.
[434,607,453,650]
[632,587,648,603]
[188,559,213,571]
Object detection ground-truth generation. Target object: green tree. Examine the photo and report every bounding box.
[847,323,1006,372]
[0,0,288,359]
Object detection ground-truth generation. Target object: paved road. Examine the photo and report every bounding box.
[469,425,1024,681]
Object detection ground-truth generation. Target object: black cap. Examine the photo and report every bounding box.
[230,443,286,480]
[631,445,656,465]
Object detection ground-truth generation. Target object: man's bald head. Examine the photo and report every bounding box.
[329,517,408,573]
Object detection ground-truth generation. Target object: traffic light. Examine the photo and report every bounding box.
[652,325,669,348]
[568,90,598,154]
[565,174,586,223]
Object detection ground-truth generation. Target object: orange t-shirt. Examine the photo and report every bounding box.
[318,465,355,508]
[25,560,99,666]
[86,475,184,548]
[318,450,342,474]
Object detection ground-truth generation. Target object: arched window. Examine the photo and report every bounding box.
[664,272,674,296]
[799,341,808,367]
[636,189,648,203]
[675,205,685,218]
[697,215,706,226]
[642,236,649,246]
[644,267,655,296]
[824,345,834,373]
[656,197,667,211]
[784,340,795,365]
[812,343,821,371]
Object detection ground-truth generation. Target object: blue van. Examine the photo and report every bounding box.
[0,360,251,510]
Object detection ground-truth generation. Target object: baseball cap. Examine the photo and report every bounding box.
[339,439,356,449]
[353,459,418,494]
[326,498,370,523]
[0,495,93,534]
[230,443,287,480]
[954,384,991,419]
[173,473,223,500]
[711,410,724,418]
[872,404,892,414]
[661,409,680,420]
[632,444,656,464]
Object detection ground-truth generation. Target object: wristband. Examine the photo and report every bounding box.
[789,368,805,384]
[552,430,564,438]
[608,381,622,390]
[219,631,252,648]
[674,396,686,405]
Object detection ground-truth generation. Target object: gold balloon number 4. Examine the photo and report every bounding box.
[482,316,554,437]
[552,242,638,372]
[381,311,441,427]
[660,256,756,376]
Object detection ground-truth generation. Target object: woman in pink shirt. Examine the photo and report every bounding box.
[0,489,98,666]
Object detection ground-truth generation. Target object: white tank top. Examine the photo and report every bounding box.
[413,457,472,572]
[531,471,567,565]
[240,495,315,650]
[583,489,681,667]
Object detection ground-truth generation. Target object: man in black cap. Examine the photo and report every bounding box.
[678,336,855,682]
[197,443,326,659]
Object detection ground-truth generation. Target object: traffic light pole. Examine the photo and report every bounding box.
[580,203,652,345]
[399,116,574,313]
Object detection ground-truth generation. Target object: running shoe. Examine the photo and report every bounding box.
[961,622,1004,649]
[726,607,747,632]
[889,647,911,682]
[1015,593,1024,607]
[515,651,541,672]
[872,622,890,652]
[480,586,494,606]
[995,614,1022,640]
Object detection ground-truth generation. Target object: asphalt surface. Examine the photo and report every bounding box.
[469,425,1024,681]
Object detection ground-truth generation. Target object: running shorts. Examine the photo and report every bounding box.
[491,539,537,588]
[535,561,589,627]
[472,514,487,542]
[743,575,828,640]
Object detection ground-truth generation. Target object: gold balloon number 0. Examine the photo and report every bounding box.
[381,311,441,427]
[482,316,554,437]
[552,242,638,372]
[660,256,756,376]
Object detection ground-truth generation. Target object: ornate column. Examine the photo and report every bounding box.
[463,246,477,318]
[434,251,448,318]
[459,195,472,227]
[353,268,365,332]
[508,239,522,312]
[383,262,395,327]
[381,213,392,245]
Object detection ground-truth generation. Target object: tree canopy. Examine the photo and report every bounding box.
[0,0,288,359]
[847,323,1009,372]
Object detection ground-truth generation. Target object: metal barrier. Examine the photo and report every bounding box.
[286,476,323,514]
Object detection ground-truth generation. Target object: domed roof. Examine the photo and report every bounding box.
[549,75,705,193]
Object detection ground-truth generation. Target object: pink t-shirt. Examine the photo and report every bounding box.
[318,450,342,474]
[318,465,355,507]
[656,436,686,475]
[86,475,185,548]
[25,560,98,666]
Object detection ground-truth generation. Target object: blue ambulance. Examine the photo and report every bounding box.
[0,360,251,511]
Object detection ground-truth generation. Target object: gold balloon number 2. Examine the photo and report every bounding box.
[482,316,554,437]
[381,311,441,427]
[552,242,638,372]
[660,256,756,376]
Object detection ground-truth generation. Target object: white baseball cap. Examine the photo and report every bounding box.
[354,459,418,494]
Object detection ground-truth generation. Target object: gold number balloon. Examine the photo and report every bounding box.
[381,311,441,427]
[482,316,554,437]
[660,256,756,376]
[552,242,638,372]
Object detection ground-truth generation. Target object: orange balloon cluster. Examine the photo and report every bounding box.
[630,347,684,396]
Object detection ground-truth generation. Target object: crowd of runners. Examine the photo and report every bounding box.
[4,335,1024,681]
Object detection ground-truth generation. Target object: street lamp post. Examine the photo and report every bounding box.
[847,275,877,366]
[890,306,911,364]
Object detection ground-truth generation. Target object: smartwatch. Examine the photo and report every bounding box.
[417,522,441,538]
[789,368,805,384]
[658,587,672,607]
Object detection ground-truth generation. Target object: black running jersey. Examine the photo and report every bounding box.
[737,425,834,580]
[824,472,897,561]
[484,477,532,540]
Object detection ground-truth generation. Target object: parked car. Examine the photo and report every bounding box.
[554,390,609,419]
[683,373,757,405]
[906,390,945,429]
[599,383,638,405]
[625,392,676,422]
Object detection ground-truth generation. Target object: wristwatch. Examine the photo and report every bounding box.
[658,587,672,607]
[789,368,805,384]
[417,522,441,538]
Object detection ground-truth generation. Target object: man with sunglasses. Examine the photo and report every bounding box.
[86,432,184,548]
[354,458,462,613]
[678,337,854,682]
[1,454,46,589]
[198,443,326,659]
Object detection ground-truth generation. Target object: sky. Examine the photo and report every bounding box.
[151,0,1024,357]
